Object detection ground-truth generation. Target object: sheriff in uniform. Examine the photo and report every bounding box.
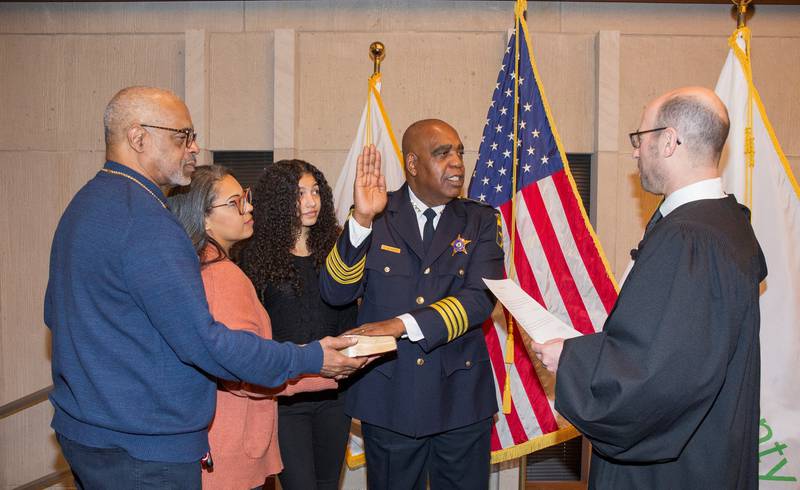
[320,120,504,490]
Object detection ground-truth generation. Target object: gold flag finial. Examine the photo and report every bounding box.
[732,0,752,28]
[369,42,385,75]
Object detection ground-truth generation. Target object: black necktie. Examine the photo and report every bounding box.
[645,209,663,234]
[631,209,663,261]
[422,208,436,253]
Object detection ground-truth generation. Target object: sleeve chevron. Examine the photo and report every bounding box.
[429,296,469,342]
[325,243,366,285]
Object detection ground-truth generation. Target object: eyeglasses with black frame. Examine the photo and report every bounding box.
[628,127,681,149]
[140,124,197,148]
[208,188,253,216]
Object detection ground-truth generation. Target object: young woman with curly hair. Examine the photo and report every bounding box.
[241,160,356,490]
[169,165,336,490]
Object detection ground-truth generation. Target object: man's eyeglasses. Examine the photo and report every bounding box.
[628,127,681,149]
[208,188,253,215]
[141,124,197,148]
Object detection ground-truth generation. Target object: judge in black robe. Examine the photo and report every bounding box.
[532,87,767,489]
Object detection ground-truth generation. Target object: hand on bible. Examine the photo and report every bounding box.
[530,338,564,374]
[352,144,387,228]
[318,336,368,380]
[343,317,406,339]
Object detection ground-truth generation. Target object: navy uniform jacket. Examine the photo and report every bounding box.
[320,184,505,437]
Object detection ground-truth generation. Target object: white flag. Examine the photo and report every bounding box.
[333,74,405,226]
[334,73,404,469]
[715,27,800,487]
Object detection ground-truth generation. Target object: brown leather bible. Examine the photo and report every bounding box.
[339,335,398,357]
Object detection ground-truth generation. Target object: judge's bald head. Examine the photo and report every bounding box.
[651,87,730,165]
[635,87,729,196]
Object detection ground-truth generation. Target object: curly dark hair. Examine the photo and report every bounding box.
[240,160,340,295]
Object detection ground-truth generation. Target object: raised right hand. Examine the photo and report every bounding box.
[352,144,388,228]
[318,336,367,380]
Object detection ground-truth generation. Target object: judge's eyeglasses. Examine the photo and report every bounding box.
[628,127,681,149]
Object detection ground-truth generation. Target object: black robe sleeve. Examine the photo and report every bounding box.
[554,221,752,463]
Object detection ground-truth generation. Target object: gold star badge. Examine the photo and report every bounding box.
[450,234,472,256]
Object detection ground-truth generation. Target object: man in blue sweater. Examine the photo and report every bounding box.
[44,86,364,488]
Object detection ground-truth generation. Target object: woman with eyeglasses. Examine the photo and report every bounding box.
[168,165,334,490]
[240,160,357,490]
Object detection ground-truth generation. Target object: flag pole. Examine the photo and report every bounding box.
[366,42,385,146]
[733,0,752,28]
[730,0,755,208]
[500,0,527,415]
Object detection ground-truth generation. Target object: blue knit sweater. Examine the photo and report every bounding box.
[44,161,323,463]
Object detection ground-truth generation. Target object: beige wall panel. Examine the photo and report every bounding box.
[593,31,620,273]
[619,35,730,147]
[0,34,184,152]
[245,1,561,33]
[209,32,274,150]
[272,148,296,163]
[749,36,800,157]
[0,2,244,34]
[295,31,505,157]
[561,3,800,37]
[0,151,100,486]
[789,156,800,183]
[273,29,296,152]
[295,32,592,160]
[0,402,66,488]
[529,33,596,153]
[0,151,102,405]
[291,149,351,190]
[185,29,212,165]
[593,151,620,274]
[4,1,796,38]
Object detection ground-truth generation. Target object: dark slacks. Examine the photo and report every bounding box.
[56,433,201,489]
[361,417,493,490]
[277,392,351,490]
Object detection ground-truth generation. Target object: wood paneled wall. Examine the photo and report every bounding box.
[0,1,798,487]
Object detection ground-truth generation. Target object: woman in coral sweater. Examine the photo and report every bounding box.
[169,165,333,489]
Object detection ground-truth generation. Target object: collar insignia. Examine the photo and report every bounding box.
[450,234,472,256]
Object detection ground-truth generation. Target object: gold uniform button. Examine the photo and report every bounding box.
[416,358,425,366]
[384,266,391,273]
[423,267,431,275]
[465,360,472,367]
[458,269,465,277]
[416,296,425,305]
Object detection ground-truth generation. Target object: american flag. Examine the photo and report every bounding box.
[468,5,618,462]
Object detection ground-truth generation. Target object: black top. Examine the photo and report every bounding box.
[260,255,357,345]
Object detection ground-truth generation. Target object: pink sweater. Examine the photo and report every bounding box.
[200,255,335,489]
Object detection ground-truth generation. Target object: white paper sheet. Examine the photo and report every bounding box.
[483,278,582,343]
